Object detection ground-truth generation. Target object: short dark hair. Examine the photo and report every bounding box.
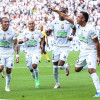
[1,17,8,22]
[59,7,68,14]
[80,11,89,22]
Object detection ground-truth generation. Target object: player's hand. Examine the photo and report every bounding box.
[49,7,56,12]
[40,45,43,52]
[47,43,49,47]
[97,56,100,66]
[68,37,73,41]
[24,38,29,42]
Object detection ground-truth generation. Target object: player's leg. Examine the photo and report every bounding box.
[0,56,5,78]
[87,54,100,97]
[58,60,70,76]
[32,53,41,88]
[43,42,50,62]
[75,52,87,72]
[5,55,14,92]
[16,45,20,63]
[25,55,35,80]
[1,67,5,78]
[52,48,60,88]
[58,47,70,76]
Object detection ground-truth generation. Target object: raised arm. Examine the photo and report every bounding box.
[50,8,74,25]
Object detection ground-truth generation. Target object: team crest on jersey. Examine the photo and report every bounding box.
[36,56,38,59]
[88,62,91,65]
[61,24,64,29]
[11,63,13,66]
[64,55,66,59]
[3,34,6,40]
[31,34,34,39]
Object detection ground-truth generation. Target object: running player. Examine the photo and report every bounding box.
[50,8,100,97]
[39,25,50,63]
[0,17,17,92]
[46,7,74,89]
[18,20,44,88]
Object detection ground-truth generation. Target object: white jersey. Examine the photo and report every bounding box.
[50,20,74,47]
[0,28,17,55]
[74,21,98,51]
[22,30,43,55]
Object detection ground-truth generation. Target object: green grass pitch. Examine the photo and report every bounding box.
[0,51,100,100]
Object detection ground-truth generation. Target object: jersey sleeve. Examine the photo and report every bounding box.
[49,20,55,30]
[39,31,43,39]
[43,31,47,38]
[13,32,17,40]
[90,28,98,39]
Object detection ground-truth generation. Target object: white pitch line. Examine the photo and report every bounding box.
[14,64,74,69]
[14,66,52,68]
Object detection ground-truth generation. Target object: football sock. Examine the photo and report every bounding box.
[58,63,68,70]
[31,70,35,80]
[39,54,43,61]
[44,53,50,61]
[53,65,59,84]
[34,67,39,79]
[91,73,100,92]
[6,74,11,88]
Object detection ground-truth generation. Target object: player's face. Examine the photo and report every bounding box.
[1,18,9,31]
[39,26,43,31]
[28,21,35,31]
[77,13,85,25]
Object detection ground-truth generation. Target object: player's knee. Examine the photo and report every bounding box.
[75,67,81,72]
[88,69,96,74]
[32,64,37,69]
[6,68,11,74]
[0,66,4,72]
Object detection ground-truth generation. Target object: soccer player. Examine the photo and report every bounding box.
[0,17,17,92]
[39,25,50,63]
[46,7,74,89]
[50,8,100,97]
[18,20,44,88]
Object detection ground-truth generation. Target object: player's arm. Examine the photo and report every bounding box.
[40,38,44,52]
[93,37,100,64]
[45,29,52,36]
[18,38,29,44]
[50,8,74,25]
[13,38,17,53]
[68,26,76,41]
[44,32,49,47]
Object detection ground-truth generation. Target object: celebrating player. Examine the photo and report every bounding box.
[50,7,100,97]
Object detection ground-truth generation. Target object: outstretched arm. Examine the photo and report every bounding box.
[93,37,100,65]
[50,8,74,25]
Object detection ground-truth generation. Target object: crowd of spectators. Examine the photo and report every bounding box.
[0,0,100,35]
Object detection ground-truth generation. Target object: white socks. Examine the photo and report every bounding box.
[31,70,35,80]
[6,74,12,88]
[53,65,59,84]
[34,67,39,79]
[91,73,100,92]
[58,63,69,70]
[82,66,88,70]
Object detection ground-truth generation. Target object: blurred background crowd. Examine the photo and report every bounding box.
[0,0,100,51]
[0,0,99,34]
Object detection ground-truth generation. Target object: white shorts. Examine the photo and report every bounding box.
[25,52,41,69]
[0,54,14,68]
[52,46,70,62]
[75,50,97,69]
